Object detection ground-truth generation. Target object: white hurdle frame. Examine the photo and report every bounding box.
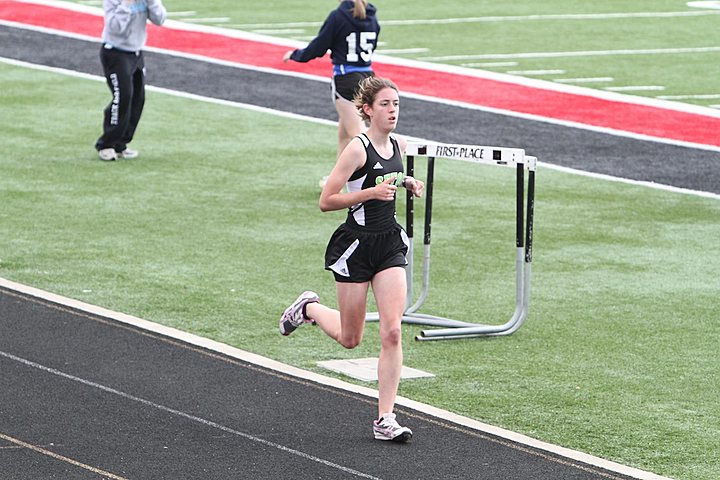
[366,142,537,341]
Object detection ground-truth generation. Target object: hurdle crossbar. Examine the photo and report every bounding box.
[366,142,536,341]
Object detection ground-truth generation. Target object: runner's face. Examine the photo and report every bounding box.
[369,88,400,131]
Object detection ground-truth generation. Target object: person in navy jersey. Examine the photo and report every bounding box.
[283,0,380,184]
[280,77,424,443]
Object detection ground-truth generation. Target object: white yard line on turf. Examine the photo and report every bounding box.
[421,46,720,61]
[223,10,720,29]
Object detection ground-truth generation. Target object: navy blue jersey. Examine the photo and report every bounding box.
[345,134,405,232]
[290,1,379,71]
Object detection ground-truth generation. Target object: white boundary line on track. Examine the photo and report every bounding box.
[0,277,672,480]
[2,54,719,204]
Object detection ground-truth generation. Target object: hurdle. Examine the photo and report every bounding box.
[366,141,536,341]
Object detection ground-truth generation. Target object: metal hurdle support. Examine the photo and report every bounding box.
[366,142,536,341]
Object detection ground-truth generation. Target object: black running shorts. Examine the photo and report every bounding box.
[325,223,409,283]
[331,71,375,102]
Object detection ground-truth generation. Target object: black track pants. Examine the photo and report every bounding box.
[95,46,145,152]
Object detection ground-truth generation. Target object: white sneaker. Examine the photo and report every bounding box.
[98,148,117,161]
[118,148,139,159]
[318,176,328,188]
[373,413,412,442]
[279,291,319,336]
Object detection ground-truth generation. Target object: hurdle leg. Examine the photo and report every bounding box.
[416,162,536,340]
[406,155,434,314]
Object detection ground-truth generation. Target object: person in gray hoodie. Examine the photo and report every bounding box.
[95,0,167,161]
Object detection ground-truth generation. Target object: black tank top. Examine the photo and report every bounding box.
[345,134,405,232]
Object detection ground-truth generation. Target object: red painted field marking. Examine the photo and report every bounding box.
[1,0,719,148]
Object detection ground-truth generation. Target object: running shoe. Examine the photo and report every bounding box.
[97,148,117,161]
[118,148,139,159]
[373,413,412,442]
[279,291,319,336]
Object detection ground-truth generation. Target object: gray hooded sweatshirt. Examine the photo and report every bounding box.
[101,0,167,52]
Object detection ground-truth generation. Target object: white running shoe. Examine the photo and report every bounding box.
[279,291,319,336]
[373,413,412,443]
[118,148,139,159]
[98,148,117,161]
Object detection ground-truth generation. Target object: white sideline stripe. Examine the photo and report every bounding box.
[0,277,672,480]
[181,17,230,24]
[206,10,720,29]
[251,28,306,35]
[687,1,720,9]
[604,85,665,92]
[377,48,430,55]
[507,69,566,75]
[166,11,197,17]
[0,350,381,480]
[464,61,519,67]
[658,93,720,99]
[539,162,720,201]
[422,46,720,61]
[1,55,719,202]
[7,0,720,122]
[554,77,615,83]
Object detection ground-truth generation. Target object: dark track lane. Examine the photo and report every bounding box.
[0,287,638,479]
[1,24,718,195]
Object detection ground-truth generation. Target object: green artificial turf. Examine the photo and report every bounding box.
[1,63,719,479]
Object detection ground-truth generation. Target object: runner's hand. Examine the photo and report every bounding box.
[373,177,398,201]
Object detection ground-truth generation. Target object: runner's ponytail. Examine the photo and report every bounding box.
[353,0,367,19]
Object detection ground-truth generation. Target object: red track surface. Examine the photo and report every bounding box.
[2,0,719,148]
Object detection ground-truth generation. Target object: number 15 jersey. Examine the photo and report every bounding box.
[288,1,380,72]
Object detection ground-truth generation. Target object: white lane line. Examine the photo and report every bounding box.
[554,77,615,83]
[657,93,720,99]
[0,350,384,480]
[377,48,430,55]
[687,1,720,9]
[422,46,720,61]
[507,69,566,75]
[166,11,198,17]
[604,85,665,92]
[182,17,231,24]
[251,28,307,35]
[462,61,519,68]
